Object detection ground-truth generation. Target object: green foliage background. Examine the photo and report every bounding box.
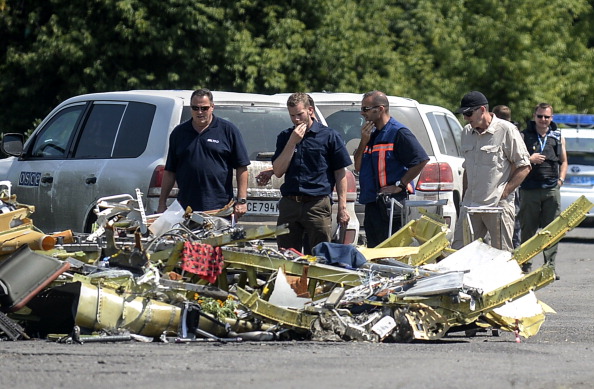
[1,0,594,134]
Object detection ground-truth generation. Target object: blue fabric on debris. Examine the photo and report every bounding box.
[312,242,367,269]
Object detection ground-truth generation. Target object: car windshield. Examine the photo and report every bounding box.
[565,137,594,166]
[318,105,434,155]
[567,151,594,166]
[181,105,293,161]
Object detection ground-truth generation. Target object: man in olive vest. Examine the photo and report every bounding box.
[519,103,568,280]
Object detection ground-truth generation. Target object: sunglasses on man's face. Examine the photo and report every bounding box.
[360,105,382,113]
[462,107,480,117]
[536,114,551,119]
[191,105,211,112]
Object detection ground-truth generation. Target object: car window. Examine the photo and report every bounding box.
[318,105,434,155]
[74,103,125,158]
[565,137,594,165]
[113,102,156,158]
[30,104,86,158]
[215,106,293,160]
[426,112,461,157]
[565,137,594,153]
[567,151,594,166]
[73,101,156,159]
[446,115,463,155]
[181,106,192,123]
[325,111,365,144]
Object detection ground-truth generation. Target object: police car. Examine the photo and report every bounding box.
[556,113,594,221]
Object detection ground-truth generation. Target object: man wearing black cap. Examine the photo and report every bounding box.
[452,91,531,252]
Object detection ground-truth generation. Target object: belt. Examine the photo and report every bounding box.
[284,195,328,203]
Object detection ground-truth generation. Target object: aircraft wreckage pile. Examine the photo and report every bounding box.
[0,190,592,344]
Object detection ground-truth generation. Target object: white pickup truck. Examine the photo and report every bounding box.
[0,90,360,242]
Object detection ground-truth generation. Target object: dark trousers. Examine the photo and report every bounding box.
[364,200,403,248]
[276,196,331,255]
[519,186,561,267]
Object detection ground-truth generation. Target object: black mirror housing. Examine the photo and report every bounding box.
[1,133,24,157]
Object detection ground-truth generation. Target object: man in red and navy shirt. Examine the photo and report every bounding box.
[354,90,429,247]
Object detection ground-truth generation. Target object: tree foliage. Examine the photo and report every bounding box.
[1,0,594,134]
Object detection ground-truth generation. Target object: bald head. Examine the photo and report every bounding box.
[362,90,389,112]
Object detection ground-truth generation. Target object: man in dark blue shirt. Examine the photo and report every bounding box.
[272,93,352,254]
[158,89,250,219]
[354,90,429,247]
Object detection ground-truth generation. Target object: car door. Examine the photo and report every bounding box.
[5,102,88,232]
[52,101,128,232]
[8,101,141,232]
[53,100,158,232]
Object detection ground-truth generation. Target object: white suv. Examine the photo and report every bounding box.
[301,93,464,240]
[418,103,464,213]
[0,90,360,243]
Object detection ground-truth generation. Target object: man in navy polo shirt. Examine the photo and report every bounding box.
[158,88,250,219]
[354,90,429,247]
[272,93,352,254]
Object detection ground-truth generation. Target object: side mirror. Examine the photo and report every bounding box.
[256,151,274,161]
[1,133,24,157]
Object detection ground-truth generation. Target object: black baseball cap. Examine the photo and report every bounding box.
[455,91,488,114]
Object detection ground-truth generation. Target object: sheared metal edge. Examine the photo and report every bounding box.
[376,219,417,248]
[513,195,593,265]
[222,250,362,287]
[0,224,40,253]
[0,198,34,232]
[0,310,29,340]
[72,272,136,293]
[236,287,317,330]
[360,232,449,267]
[387,264,555,326]
[484,310,546,338]
[410,215,449,245]
[374,215,449,265]
[199,225,290,247]
[377,215,448,249]
[408,231,449,266]
[402,303,450,340]
[400,271,465,297]
[161,241,185,273]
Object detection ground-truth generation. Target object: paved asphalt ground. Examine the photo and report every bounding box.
[0,225,593,389]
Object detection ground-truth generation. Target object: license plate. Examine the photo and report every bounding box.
[247,200,279,215]
[568,175,593,185]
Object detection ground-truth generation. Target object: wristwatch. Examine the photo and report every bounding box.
[395,181,407,191]
[235,197,247,204]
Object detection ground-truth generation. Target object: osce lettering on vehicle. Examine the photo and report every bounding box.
[19,171,42,187]
[247,200,279,215]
